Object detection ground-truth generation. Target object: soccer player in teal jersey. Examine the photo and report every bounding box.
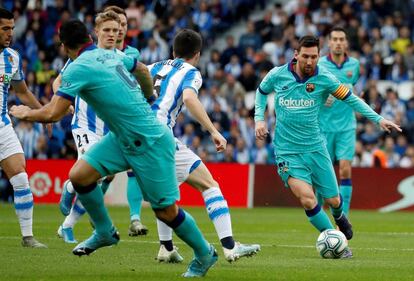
[255,35,401,258]
[317,27,360,218]
[54,11,147,243]
[103,5,147,237]
[11,20,217,277]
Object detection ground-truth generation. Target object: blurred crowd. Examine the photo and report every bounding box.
[4,0,414,169]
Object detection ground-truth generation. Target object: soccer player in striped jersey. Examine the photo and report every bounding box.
[103,5,148,237]
[54,11,148,244]
[0,8,46,248]
[12,19,218,278]
[317,27,361,218]
[255,35,401,258]
[149,29,260,263]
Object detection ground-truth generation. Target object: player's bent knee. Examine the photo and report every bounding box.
[154,204,179,223]
[300,197,317,209]
[325,196,341,208]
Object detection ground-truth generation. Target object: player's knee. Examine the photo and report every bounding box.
[325,196,341,208]
[300,196,317,209]
[154,204,179,223]
[339,162,352,178]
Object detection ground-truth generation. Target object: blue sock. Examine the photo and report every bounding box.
[126,171,143,221]
[165,208,210,258]
[305,204,334,232]
[340,179,352,217]
[75,184,113,234]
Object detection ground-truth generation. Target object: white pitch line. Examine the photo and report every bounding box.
[1,236,414,252]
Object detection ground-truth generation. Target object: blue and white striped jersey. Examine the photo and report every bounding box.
[148,59,202,129]
[62,59,110,137]
[0,48,24,128]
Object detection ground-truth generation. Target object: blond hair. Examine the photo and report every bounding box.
[95,11,120,27]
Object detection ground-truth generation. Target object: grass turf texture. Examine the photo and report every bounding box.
[0,204,413,281]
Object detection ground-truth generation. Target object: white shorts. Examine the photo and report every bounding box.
[0,124,24,161]
[175,138,201,185]
[72,128,103,159]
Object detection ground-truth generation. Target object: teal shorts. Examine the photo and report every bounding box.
[82,128,179,209]
[323,129,356,162]
[275,148,339,199]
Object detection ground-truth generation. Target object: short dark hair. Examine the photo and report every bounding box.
[0,8,13,20]
[59,19,90,50]
[103,5,127,17]
[329,26,348,39]
[173,29,202,59]
[297,35,320,52]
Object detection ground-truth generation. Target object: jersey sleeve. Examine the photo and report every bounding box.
[56,62,87,102]
[118,51,137,73]
[11,52,24,81]
[258,67,278,95]
[181,69,202,94]
[255,67,278,122]
[323,70,352,100]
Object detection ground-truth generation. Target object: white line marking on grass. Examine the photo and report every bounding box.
[2,236,414,251]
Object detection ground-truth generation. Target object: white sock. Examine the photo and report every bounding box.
[62,198,85,228]
[11,172,33,237]
[202,187,233,239]
[156,219,173,241]
[65,180,75,194]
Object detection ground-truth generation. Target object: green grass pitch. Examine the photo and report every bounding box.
[1,204,414,281]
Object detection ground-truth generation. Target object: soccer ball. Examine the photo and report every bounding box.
[316,229,348,259]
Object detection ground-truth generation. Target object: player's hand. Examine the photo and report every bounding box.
[9,105,31,120]
[255,121,269,140]
[379,119,402,133]
[211,131,227,152]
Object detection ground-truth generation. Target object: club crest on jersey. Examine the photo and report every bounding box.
[8,56,13,64]
[305,83,315,93]
[346,71,353,78]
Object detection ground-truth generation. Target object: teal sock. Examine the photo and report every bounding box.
[340,179,352,217]
[305,204,334,232]
[100,178,111,195]
[76,184,113,234]
[167,208,210,258]
[127,171,143,221]
[330,194,344,219]
[315,191,324,206]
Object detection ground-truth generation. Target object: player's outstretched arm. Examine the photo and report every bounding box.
[378,119,402,133]
[133,61,154,99]
[11,80,43,110]
[334,89,402,133]
[183,88,226,152]
[10,94,72,123]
